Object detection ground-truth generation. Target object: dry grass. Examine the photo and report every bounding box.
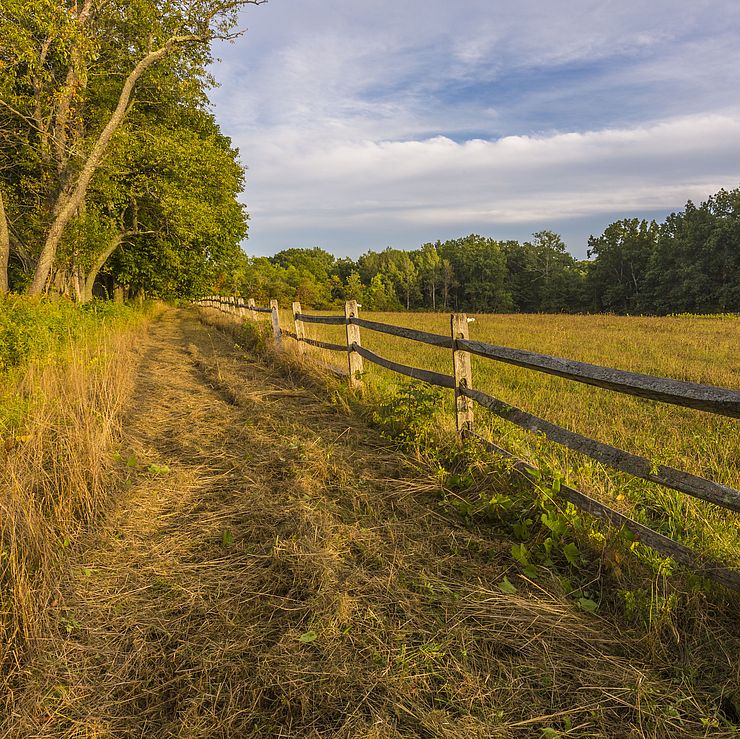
[0,308,151,716]
[4,307,738,737]
[276,308,740,569]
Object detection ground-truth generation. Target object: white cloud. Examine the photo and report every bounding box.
[208,1,740,255]
[245,113,740,243]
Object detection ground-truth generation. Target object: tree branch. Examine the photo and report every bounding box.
[0,187,9,293]
[53,0,95,169]
[28,35,198,295]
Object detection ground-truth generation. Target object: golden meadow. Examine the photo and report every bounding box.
[278,308,739,569]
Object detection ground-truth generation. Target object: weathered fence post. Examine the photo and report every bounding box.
[345,300,364,389]
[237,296,247,321]
[270,299,282,346]
[292,301,305,354]
[451,313,474,436]
[248,298,256,321]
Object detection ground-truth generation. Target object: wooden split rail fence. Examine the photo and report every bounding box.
[195,295,740,591]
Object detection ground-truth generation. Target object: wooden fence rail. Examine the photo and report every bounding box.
[194,295,740,590]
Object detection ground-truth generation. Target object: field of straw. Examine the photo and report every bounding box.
[1,304,738,736]
[0,300,150,712]
[278,309,740,569]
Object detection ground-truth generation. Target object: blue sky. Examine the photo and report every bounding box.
[209,0,740,259]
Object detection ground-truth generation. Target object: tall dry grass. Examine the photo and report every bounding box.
[196,306,740,735]
[0,306,150,708]
[274,309,739,569]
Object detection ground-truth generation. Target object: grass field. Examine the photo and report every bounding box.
[0,297,152,705]
[277,308,740,571]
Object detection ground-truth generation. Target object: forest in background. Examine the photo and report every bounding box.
[232,186,739,316]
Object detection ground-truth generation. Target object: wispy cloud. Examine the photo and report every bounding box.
[210,0,740,256]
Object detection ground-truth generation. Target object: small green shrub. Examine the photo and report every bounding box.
[371,381,446,450]
[0,295,138,372]
[238,319,275,356]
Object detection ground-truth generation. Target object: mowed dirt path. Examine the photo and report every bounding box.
[7,310,710,738]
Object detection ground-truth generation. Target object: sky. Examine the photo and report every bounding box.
[208,0,740,259]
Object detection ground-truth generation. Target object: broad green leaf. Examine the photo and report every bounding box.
[563,542,581,567]
[577,597,598,613]
[511,543,530,566]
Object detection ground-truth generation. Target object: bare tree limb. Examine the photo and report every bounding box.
[82,229,124,301]
[0,187,9,293]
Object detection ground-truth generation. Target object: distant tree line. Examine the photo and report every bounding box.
[229,186,739,315]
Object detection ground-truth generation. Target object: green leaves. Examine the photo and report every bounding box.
[511,543,529,566]
[61,614,82,635]
[221,529,234,547]
[298,630,318,644]
[563,542,582,567]
[541,508,568,537]
[577,597,598,613]
[498,577,518,595]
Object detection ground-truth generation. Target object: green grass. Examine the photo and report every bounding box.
[278,308,740,572]
[0,296,142,434]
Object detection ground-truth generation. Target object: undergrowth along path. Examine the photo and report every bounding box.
[8,309,736,738]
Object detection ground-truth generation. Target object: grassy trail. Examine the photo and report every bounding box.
[6,310,736,737]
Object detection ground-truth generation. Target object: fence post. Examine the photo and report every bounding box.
[451,313,474,437]
[345,300,364,389]
[292,301,305,353]
[270,299,282,346]
[237,296,246,321]
[248,298,256,321]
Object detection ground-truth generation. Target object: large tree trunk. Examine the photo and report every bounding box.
[27,38,189,296]
[53,0,94,170]
[82,232,123,302]
[0,189,9,294]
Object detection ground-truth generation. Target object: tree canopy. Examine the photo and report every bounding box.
[0,0,260,299]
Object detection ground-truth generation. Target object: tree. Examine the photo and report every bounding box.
[344,272,365,302]
[412,242,442,310]
[0,0,265,295]
[364,273,401,310]
[440,258,454,309]
[639,189,740,313]
[385,251,419,309]
[440,235,512,312]
[586,219,658,312]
